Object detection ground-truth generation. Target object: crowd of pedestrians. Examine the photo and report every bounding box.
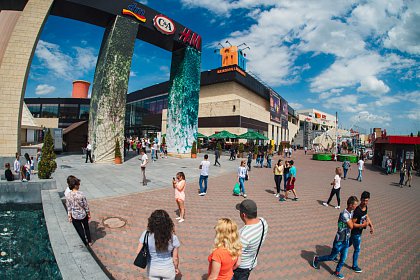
[55,143,417,280]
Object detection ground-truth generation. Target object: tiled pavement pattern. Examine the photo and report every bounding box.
[86,151,419,280]
[53,151,240,199]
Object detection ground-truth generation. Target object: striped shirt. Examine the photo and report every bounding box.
[238,217,268,269]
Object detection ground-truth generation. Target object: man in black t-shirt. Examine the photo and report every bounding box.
[349,191,374,273]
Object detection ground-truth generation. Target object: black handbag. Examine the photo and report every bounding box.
[134,231,149,268]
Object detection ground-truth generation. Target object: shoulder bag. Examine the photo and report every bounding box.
[134,231,149,268]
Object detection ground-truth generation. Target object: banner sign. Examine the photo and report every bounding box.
[280,98,288,129]
[270,91,281,124]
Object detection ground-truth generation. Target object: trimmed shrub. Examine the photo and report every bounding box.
[38,130,57,179]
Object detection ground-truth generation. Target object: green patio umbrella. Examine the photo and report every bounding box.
[209,130,238,139]
[196,132,208,138]
[238,131,269,140]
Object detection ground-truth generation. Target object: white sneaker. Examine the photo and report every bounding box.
[199,193,205,196]
[175,217,181,220]
[203,192,207,195]
[22,179,28,182]
[275,193,280,197]
[243,194,247,198]
[323,202,328,207]
[178,219,184,223]
[335,206,341,209]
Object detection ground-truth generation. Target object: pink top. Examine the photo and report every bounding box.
[175,180,186,201]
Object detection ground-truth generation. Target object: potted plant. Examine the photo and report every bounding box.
[38,129,57,179]
[115,138,122,164]
[253,145,258,159]
[191,141,197,158]
[238,143,244,158]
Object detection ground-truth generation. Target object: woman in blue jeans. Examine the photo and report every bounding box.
[238,160,249,198]
[283,161,290,191]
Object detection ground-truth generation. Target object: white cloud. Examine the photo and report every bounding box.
[35,84,56,95]
[406,110,420,121]
[397,90,420,105]
[73,47,97,73]
[371,96,399,107]
[34,40,97,80]
[289,102,303,109]
[357,76,390,96]
[383,1,420,54]
[323,94,368,113]
[130,71,136,77]
[35,40,73,79]
[350,111,391,124]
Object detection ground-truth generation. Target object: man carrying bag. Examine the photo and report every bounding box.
[234,200,268,279]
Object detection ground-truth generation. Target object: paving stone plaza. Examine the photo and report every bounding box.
[53,150,419,279]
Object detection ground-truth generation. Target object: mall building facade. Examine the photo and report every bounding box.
[25,65,299,149]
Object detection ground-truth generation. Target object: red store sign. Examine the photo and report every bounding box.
[178,28,201,51]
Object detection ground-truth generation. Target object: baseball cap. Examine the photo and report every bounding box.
[236,199,257,216]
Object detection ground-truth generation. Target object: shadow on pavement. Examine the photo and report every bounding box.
[201,273,208,280]
[265,189,275,194]
[316,200,325,206]
[301,245,336,274]
[90,221,107,242]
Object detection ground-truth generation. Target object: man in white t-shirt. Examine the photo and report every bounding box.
[199,154,211,196]
[139,148,148,186]
[357,158,364,182]
[233,199,268,279]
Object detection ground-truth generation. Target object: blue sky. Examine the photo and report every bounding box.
[26,0,419,134]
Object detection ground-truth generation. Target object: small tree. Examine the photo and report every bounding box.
[217,142,222,152]
[239,143,244,154]
[38,129,57,179]
[254,145,259,155]
[191,141,197,154]
[162,136,166,146]
[197,140,201,150]
[115,138,122,158]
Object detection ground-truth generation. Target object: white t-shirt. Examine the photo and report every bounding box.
[140,154,148,167]
[64,187,71,197]
[87,143,92,151]
[358,160,364,170]
[200,160,210,176]
[152,143,157,150]
[333,174,341,189]
[238,166,247,178]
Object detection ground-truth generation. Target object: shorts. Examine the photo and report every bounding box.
[286,177,296,191]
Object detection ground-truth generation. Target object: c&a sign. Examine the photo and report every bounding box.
[178,28,201,51]
[153,15,176,35]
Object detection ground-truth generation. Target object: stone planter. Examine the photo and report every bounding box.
[115,157,122,164]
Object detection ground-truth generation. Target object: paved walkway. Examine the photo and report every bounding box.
[78,151,418,279]
[53,151,239,199]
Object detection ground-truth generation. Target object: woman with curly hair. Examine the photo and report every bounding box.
[136,210,180,280]
[207,218,242,280]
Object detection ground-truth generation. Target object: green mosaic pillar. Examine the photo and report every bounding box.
[166,47,201,155]
[88,16,138,163]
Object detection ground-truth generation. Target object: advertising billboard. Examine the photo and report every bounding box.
[270,91,281,124]
[280,98,288,129]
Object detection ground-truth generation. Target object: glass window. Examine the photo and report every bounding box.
[27,104,41,118]
[59,104,78,119]
[41,104,59,118]
[79,105,90,119]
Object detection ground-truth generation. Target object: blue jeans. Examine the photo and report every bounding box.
[357,170,362,181]
[318,239,349,273]
[283,173,289,190]
[199,175,208,193]
[267,159,272,168]
[349,234,362,268]
[343,168,348,178]
[239,177,246,194]
[260,158,264,168]
[151,150,155,160]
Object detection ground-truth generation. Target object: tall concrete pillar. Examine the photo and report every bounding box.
[88,15,138,163]
[0,0,54,157]
[166,47,201,156]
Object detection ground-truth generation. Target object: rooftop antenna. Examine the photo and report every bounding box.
[218,42,225,48]
[225,40,232,46]
[240,46,250,51]
[237,43,246,48]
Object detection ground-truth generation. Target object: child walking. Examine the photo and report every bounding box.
[173,172,186,223]
[323,167,343,209]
